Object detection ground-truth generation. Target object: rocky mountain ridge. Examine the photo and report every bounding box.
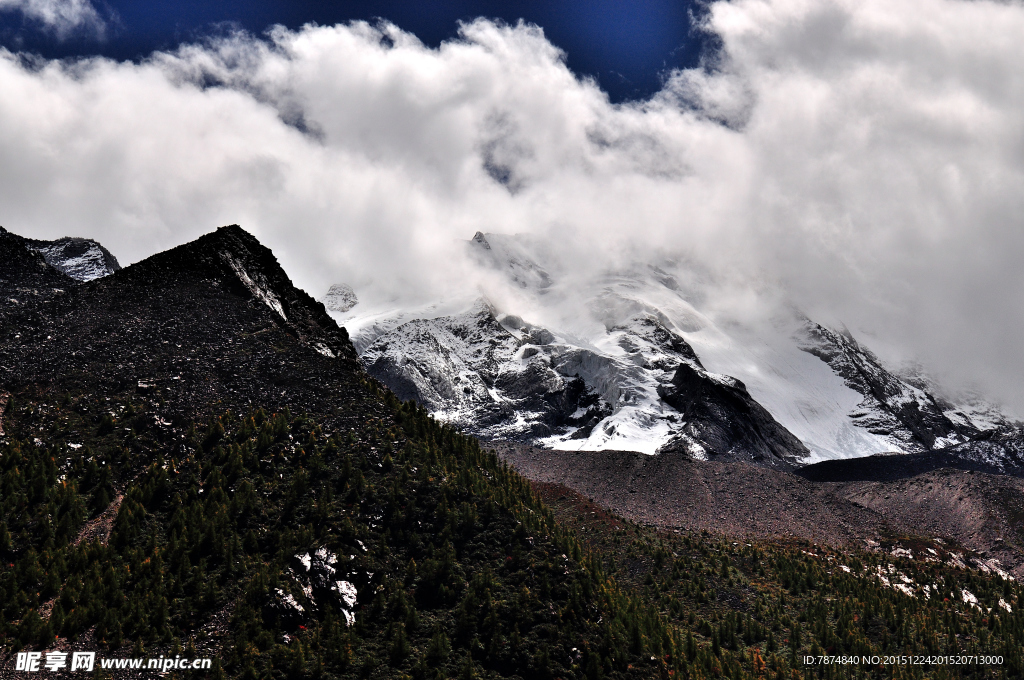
[334,231,1020,471]
[1,225,121,282]
[0,224,359,428]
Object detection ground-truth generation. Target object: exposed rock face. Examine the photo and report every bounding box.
[271,548,364,628]
[1,226,120,283]
[25,234,121,281]
[361,301,609,441]
[657,360,809,470]
[0,226,74,291]
[942,426,1024,474]
[321,283,358,312]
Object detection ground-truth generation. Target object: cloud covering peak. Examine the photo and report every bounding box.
[2,0,1024,409]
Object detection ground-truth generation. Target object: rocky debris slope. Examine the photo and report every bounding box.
[493,440,1024,578]
[0,224,360,427]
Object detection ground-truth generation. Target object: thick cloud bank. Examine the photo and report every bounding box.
[1,0,1024,409]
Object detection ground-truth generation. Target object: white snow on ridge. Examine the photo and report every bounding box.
[676,316,903,461]
[221,251,287,321]
[331,232,1014,462]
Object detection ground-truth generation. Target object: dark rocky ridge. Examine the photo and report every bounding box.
[657,361,809,470]
[796,443,1024,483]
[0,224,362,429]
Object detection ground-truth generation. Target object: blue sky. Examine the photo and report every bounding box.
[0,0,703,102]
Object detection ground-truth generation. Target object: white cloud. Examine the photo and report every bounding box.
[0,0,105,39]
[1,2,1024,409]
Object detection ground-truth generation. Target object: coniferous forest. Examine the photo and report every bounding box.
[1,385,1021,679]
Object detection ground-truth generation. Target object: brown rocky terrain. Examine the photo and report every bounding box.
[491,442,1024,577]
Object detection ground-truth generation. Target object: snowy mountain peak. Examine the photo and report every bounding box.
[24,233,120,282]
[361,300,610,441]
[467,231,553,290]
[333,230,1019,470]
[355,290,807,459]
[321,283,358,313]
[796,320,978,453]
[471,231,490,250]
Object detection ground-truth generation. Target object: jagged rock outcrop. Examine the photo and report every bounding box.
[1,225,121,283]
[25,234,121,281]
[656,361,809,470]
[0,226,75,292]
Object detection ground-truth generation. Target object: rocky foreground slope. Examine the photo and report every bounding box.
[492,442,1024,578]
[1,225,683,679]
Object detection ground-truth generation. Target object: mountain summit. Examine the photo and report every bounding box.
[0,224,357,423]
[331,231,1018,471]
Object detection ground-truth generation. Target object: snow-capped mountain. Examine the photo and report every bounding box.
[19,230,121,281]
[361,300,610,442]
[796,322,980,452]
[321,283,358,312]
[330,231,1016,467]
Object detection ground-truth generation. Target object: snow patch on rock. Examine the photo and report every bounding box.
[221,251,286,321]
[26,237,120,282]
